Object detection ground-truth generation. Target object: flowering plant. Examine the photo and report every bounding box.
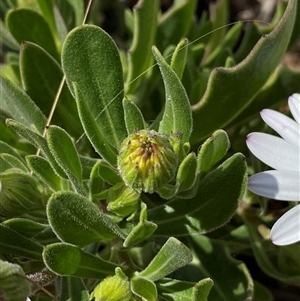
[0,0,299,300]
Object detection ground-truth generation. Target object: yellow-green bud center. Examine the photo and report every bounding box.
[118,130,178,193]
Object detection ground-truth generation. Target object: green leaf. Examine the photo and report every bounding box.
[47,191,126,247]
[3,218,47,238]
[148,153,247,236]
[0,19,19,50]
[96,160,122,186]
[138,237,193,281]
[89,160,104,200]
[0,153,28,172]
[47,125,84,195]
[0,260,31,301]
[152,46,192,143]
[60,277,90,301]
[36,0,62,49]
[170,38,189,80]
[197,129,230,175]
[73,83,118,165]
[244,217,300,284]
[156,0,197,51]
[61,24,127,152]
[181,235,254,301]
[6,8,59,61]
[0,224,43,260]
[230,66,300,126]
[0,141,24,163]
[157,278,213,301]
[191,0,297,142]
[6,119,67,178]
[192,278,214,301]
[131,276,157,301]
[19,41,82,137]
[125,0,159,93]
[26,155,62,191]
[123,97,146,134]
[43,242,118,278]
[176,152,197,192]
[0,75,46,134]
[123,220,157,248]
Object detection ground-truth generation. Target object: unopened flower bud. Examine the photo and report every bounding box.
[0,169,45,217]
[90,273,132,301]
[0,260,31,301]
[117,130,178,193]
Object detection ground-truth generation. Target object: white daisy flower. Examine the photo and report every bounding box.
[246,93,300,246]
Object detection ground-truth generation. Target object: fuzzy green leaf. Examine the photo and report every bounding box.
[152,46,192,143]
[0,75,46,134]
[19,41,82,137]
[125,0,159,93]
[131,276,157,301]
[0,153,28,172]
[157,278,213,301]
[170,38,189,80]
[179,236,254,300]
[6,119,67,178]
[123,97,146,134]
[26,155,62,191]
[61,25,127,153]
[176,152,197,192]
[43,242,118,278]
[47,191,126,247]
[3,218,47,238]
[96,160,122,186]
[123,220,157,248]
[6,8,59,61]
[47,125,84,195]
[191,0,297,142]
[148,153,247,236]
[197,129,230,175]
[0,224,43,260]
[138,237,193,281]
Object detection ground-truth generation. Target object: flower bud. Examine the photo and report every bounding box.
[0,260,31,301]
[117,130,178,193]
[90,273,132,301]
[0,169,45,218]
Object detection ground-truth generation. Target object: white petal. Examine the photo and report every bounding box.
[246,133,299,171]
[248,170,300,201]
[260,109,300,147]
[288,93,300,125]
[270,204,300,246]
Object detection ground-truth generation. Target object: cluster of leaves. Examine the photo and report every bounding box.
[0,0,299,300]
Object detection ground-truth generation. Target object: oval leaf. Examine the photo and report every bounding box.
[47,191,126,247]
[61,25,127,152]
[138,237,193,281]
[43,242,118,278]
[47,125,84,195]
